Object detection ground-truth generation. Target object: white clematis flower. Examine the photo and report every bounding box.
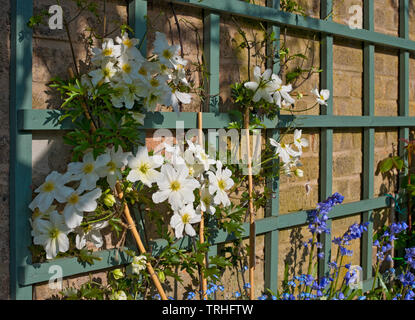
[110,290,128,300]
[164,143,186,166]
[244,66,276,103]
[110,83,130,109]
[115,33,144,61]
[29,171,73,212]
[188,140,216,172]
[207,161,234,207]
[75,220,108,250]
[153,31,181,69]
[67,151,110,192]
[97,146,131,190]
[269,138,299,164]
[89,60,117,87]
[170,203,201,238]
[30,206,58,236]
[293,129,309,152]
[126,146,164,187]
[59,187,102,229]
[197,186,216,215]
[152,164,200,210]
[91,38,121,65]
[116,54,140,84]
[32,211,72,259]
[165,88,191,114]
[311,87,330,106]
[131,255,147,275]
[271,74,295,107]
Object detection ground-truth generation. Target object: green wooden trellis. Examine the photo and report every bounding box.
[9,0,414,299]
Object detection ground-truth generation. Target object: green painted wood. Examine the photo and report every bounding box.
[19,248,135,286]
[203,13,220,113]
[318,0,333,278]
[277,196,390,230]
[129,0,147,56]
[10,0,34,300]
[264,0,280,294]
[169,0,415,52]
[362,41,375,281]
[19,195,391,285]
[19,109,415,131]
[203,11,221,273]
[398,0,410,261]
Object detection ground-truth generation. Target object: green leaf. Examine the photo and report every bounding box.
[380,157,394,173]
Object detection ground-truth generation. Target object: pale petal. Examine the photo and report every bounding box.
[185,224,196,237]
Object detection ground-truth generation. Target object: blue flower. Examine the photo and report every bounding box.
[234,291,241,298]
[186,292,196,300]
[405,247,415,269]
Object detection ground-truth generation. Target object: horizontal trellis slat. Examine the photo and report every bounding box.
[18,196,390,286]
[19,109,415,130]
[168,0,415,52]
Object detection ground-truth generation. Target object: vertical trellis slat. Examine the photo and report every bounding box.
[264,0,280,296]
[398,0,410,221]
[10,0,34,300]
[361,0,375,283]
[318,0,333,279]
[203,11,221,274]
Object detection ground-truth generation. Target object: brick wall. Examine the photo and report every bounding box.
[1,0,414,299]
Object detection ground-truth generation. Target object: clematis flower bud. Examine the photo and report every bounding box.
[112,268,124,280]
[104,194,116,207]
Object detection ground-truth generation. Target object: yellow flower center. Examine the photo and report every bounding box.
[202,196,211,206]
[138,67,147,76]
[48,227,60,239]
[320,95,325,100]
[147,93,158,104]
[160,64,168,72]
[150,78,159,87]
[103,67,111,78]
[188,166,194,176]
[122,63,132,74]
[123,39,133,48]
[107,161,117,172]
[176,64,184,70]
[218,179,227,190]
[170,180,181,191]
[139,163,150,174]
[68,193,79,205]
[181,213,190,224]
[33,208,42,218]
[162,49,172,60]
[103,48,113,56]
[280,142,286,149]
[42,181,55,193]
[83,163,94,174]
